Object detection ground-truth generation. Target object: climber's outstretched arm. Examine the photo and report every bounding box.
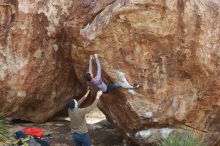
[78,89,90,106]
[88,55,93,73]
[94,54,101,80]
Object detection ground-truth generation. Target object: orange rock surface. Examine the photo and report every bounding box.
[0,0,220,145]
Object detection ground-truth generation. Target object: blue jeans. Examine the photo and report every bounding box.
[105,83,121,93]
[72,132,91,146]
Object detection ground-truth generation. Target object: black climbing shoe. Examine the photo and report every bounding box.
[132,83,141,89]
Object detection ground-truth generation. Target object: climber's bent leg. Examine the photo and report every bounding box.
[104,82,140,94]
[104,83,121,93]
[117,82,140,89]
[115,71,140,89]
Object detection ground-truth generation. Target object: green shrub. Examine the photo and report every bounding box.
[0,118,9,143]
[157,132,205,146]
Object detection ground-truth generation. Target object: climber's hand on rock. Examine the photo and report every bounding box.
[90,55,94,60]
[94,54,98,59]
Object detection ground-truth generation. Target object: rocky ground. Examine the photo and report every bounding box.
[9,108,139,146]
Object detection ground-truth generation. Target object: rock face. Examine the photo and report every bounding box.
[72,0,220,145]
[0,0,82,122]
[1,0,220,145]
[0,0,118,122]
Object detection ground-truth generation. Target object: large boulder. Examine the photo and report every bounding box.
[0,0,83,122]
[1,0,220,145]
[71,0,220,145]
[0,0,116,121]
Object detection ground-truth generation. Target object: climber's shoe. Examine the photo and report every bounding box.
[132,83,141,89]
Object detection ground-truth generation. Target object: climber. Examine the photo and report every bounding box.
[68,89,103,146]
[85,53,140,93]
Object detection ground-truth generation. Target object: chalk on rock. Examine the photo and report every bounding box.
[135,130,152,138]
[128,89,136,95]
[116,70,132,86]
[144,112,153,118]
[153,118,159,122]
